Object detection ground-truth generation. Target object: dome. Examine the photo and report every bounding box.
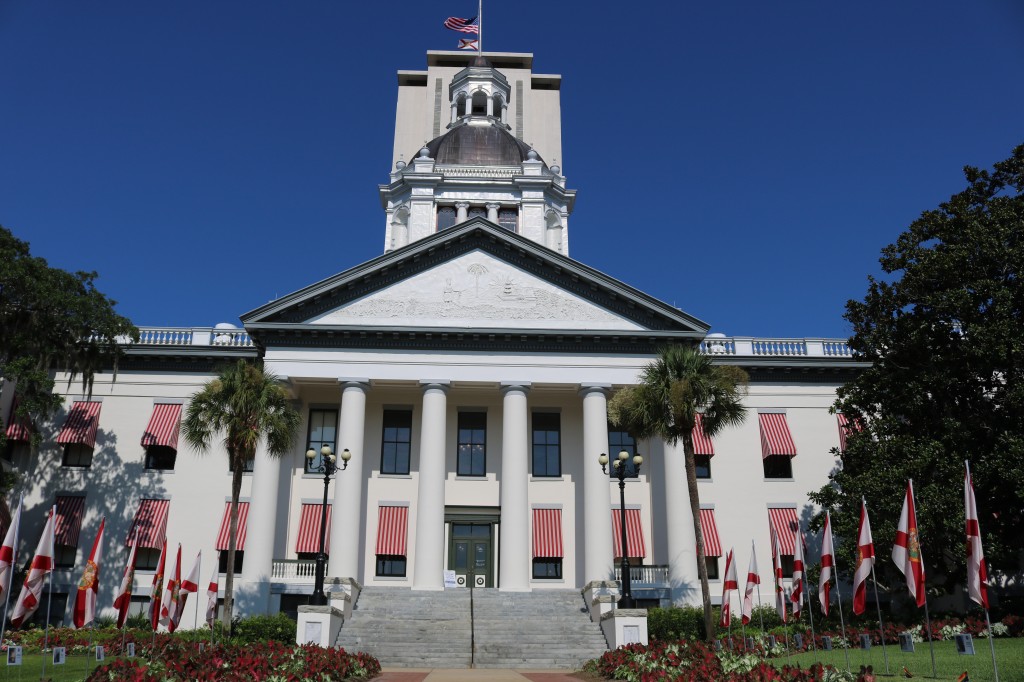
[422,120,543,167]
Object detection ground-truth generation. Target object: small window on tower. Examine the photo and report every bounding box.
[468,206,486,221]
[498,208,518,232]
[437,206,457,231]
[471,91,487,115]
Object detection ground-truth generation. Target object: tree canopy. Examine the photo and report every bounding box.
[0,225,137,444]
[810,144,1024,596]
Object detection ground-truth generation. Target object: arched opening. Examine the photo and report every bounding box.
[491,94,504,119]
[545,211,563,251]
[456,93,468,118]
[390,205,410,249]
[471,91,488,115]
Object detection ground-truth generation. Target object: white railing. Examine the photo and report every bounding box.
[438,165,523,177]
[700,337,854,358]
[271,559,317,581]
[614,564,670,585]
[134,327,254,348]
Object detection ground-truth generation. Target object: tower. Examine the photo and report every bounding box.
[379,52,576,255]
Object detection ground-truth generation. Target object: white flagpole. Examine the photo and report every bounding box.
[966,461,999,682]
[828,513,851,672]
[0,494,23,648]
[863,497,890,675]
[42,505,55,682]
[909,479,937,679]
[478,0,483,55]
[193,552,202,634]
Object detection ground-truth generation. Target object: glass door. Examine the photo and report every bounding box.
[448,522,492,587]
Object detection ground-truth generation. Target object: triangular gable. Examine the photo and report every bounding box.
[242,219,709,337]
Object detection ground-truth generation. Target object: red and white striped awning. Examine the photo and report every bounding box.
[56,401,102,448]
[692,414,715,456]
[759,413,797,458]
[127,499,170,548]
[215,502,250,551]
[54,495,86,547]
[532,508,564,558]
[140,404,182,449]
[768,507,799,556]
[611,509,646,559]
[296,504,331,554]
[375,506,409,556]
[837,413,863,452]
[5,396,32,442]
[698,508,722,557]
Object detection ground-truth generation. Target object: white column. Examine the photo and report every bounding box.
[662,439,697,604]
[413,381,449,590]
[486,95,494,117]
[486,202,500,223]
[239,441,282,614]
[450,100,458,124]
[501,103,508,124]
[328,380,369,580]
[455,202,469,223]
[581,384,614,582]
[499,382,531,591]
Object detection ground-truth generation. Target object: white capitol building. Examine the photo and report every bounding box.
[1,50,865,652]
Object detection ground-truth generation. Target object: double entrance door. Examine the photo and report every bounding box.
[448,522,493,588]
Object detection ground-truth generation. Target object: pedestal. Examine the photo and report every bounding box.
[296,605,344,647]
[600,609,649,648]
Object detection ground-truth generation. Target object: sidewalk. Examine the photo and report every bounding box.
[377,669,587,682]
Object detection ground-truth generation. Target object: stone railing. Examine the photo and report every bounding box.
[135,327,253,348]
[614,564,670,585]
[701,336,853,358]
[438,165,523,177]
[271,559,317,581]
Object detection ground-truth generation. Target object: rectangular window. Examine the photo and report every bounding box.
[381,410,412,475]
[763,455,793,479]
[135,547,162,571]
[780,555,795,576]
[498,208,518,232]
[218,550,245,575]
[376,555,407,577]
[532,413,561,477]
[457,412,486,476]
[228,457,255,473]
[608,428,638,478]
[437,206,457,231]
[532,558,562,579]
[704,556,720,580]
[305,409,338,473]
[145,446,177,471]
[695,454,712,479]
[62,444,93,468]
[54,545,77,569]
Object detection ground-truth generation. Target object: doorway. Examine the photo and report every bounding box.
[448,522,493,587]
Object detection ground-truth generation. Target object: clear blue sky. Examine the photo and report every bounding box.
[2,1,1021,338]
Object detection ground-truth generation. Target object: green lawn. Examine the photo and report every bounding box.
[1,652,113,681]
[774,636,1022,681]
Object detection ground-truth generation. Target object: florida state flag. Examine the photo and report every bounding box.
[0,497,23,603]
[719,548,738,627]
[771,527,787,624]
[113,536,138,628]
[148,540,167,631]
[965,464,989,609]
[819,512,835,616]
[790,529,804,618]
[170,551,201,632]
[11,506,56,628]
[741,542,759,625]
[205,569,219,628]
[159,544,181,628]
[892,481,926,607]
[73,518,105,628]
[852,499,875,615]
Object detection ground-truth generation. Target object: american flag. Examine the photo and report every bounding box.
[444,16,479,34]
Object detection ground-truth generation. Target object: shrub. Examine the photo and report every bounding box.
[233,612,297,644]
[647,606,707,641]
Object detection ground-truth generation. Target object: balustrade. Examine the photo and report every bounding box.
[271,559,317,581]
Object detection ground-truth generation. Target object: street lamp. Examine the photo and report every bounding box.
[599,449,644,609]
[305,445,351,606]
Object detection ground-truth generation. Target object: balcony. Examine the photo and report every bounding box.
[700,336,853,358]
[271,559,316,581]
[134,326,253,348]
[614,564,670,587]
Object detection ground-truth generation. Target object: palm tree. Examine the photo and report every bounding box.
[608,344,748,641]
[182,359,300,627]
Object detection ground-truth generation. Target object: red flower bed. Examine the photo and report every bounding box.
[85,641,380,681]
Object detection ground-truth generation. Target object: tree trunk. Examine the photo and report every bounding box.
[223,446,244,630]
[683,436,714,641]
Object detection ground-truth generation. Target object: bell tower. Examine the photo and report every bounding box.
[379,51,576,255]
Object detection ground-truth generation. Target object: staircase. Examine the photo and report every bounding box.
[334,586,609,669]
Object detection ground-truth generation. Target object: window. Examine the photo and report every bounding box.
[532,558,562,579]
[532,413,561,477]
[218,550,244,574]
[135,548,162,571]
[704,556,719,580]
[608,428,638,478]
[381,410,412,475]
[457,412,486,476]
[437,206,457,231]
[763,455,793,479]
[376,555,407,577]
[54,545,77,569]
[229,457,255,473]
[498,208,518,232]
[62,444,93,468]
[468,206,486,220]
[305,409,338,473]
[145,446,177,471]
[297,552,321,562]
[780,555,795,576]
[695,454,712,479]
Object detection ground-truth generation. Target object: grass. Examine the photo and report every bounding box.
[773,636,1024,681]
[0,652,119,681]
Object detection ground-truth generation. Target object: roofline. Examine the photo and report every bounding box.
[426,51,534,70]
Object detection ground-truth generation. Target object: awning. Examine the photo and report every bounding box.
[698,508,722,557]
[215,502,250,551]
[56,401,102,448]
[5,396,32,442]
[54,495,86,547]
[759,413,797,458]
[375,506,409,556]
[140,404,182,449]
[768,507,799,555]
[692,413,715,456]
[532,508,564,558]
[837,413,862,452]
[611,509,646,559]
[127,499,170,548]
[296,503,331,554]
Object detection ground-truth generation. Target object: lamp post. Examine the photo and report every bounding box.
[599,449,644,609]
[305,445,351,606]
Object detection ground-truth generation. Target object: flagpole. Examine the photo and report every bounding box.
[42,506,55,682]
[0,495,22,650]
[193,552,202,635]
[831,545,851,672]
[478,0,483,55]
[803,568,817,653]
[965,462,998,682]
[908,479,937,679]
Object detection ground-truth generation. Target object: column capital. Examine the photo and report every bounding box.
[454,201,471,209]
[337,378,370,390]
[499,381,531,396]
[578,383,612,398]
[485,202,501,210]
[419,380,451,394]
